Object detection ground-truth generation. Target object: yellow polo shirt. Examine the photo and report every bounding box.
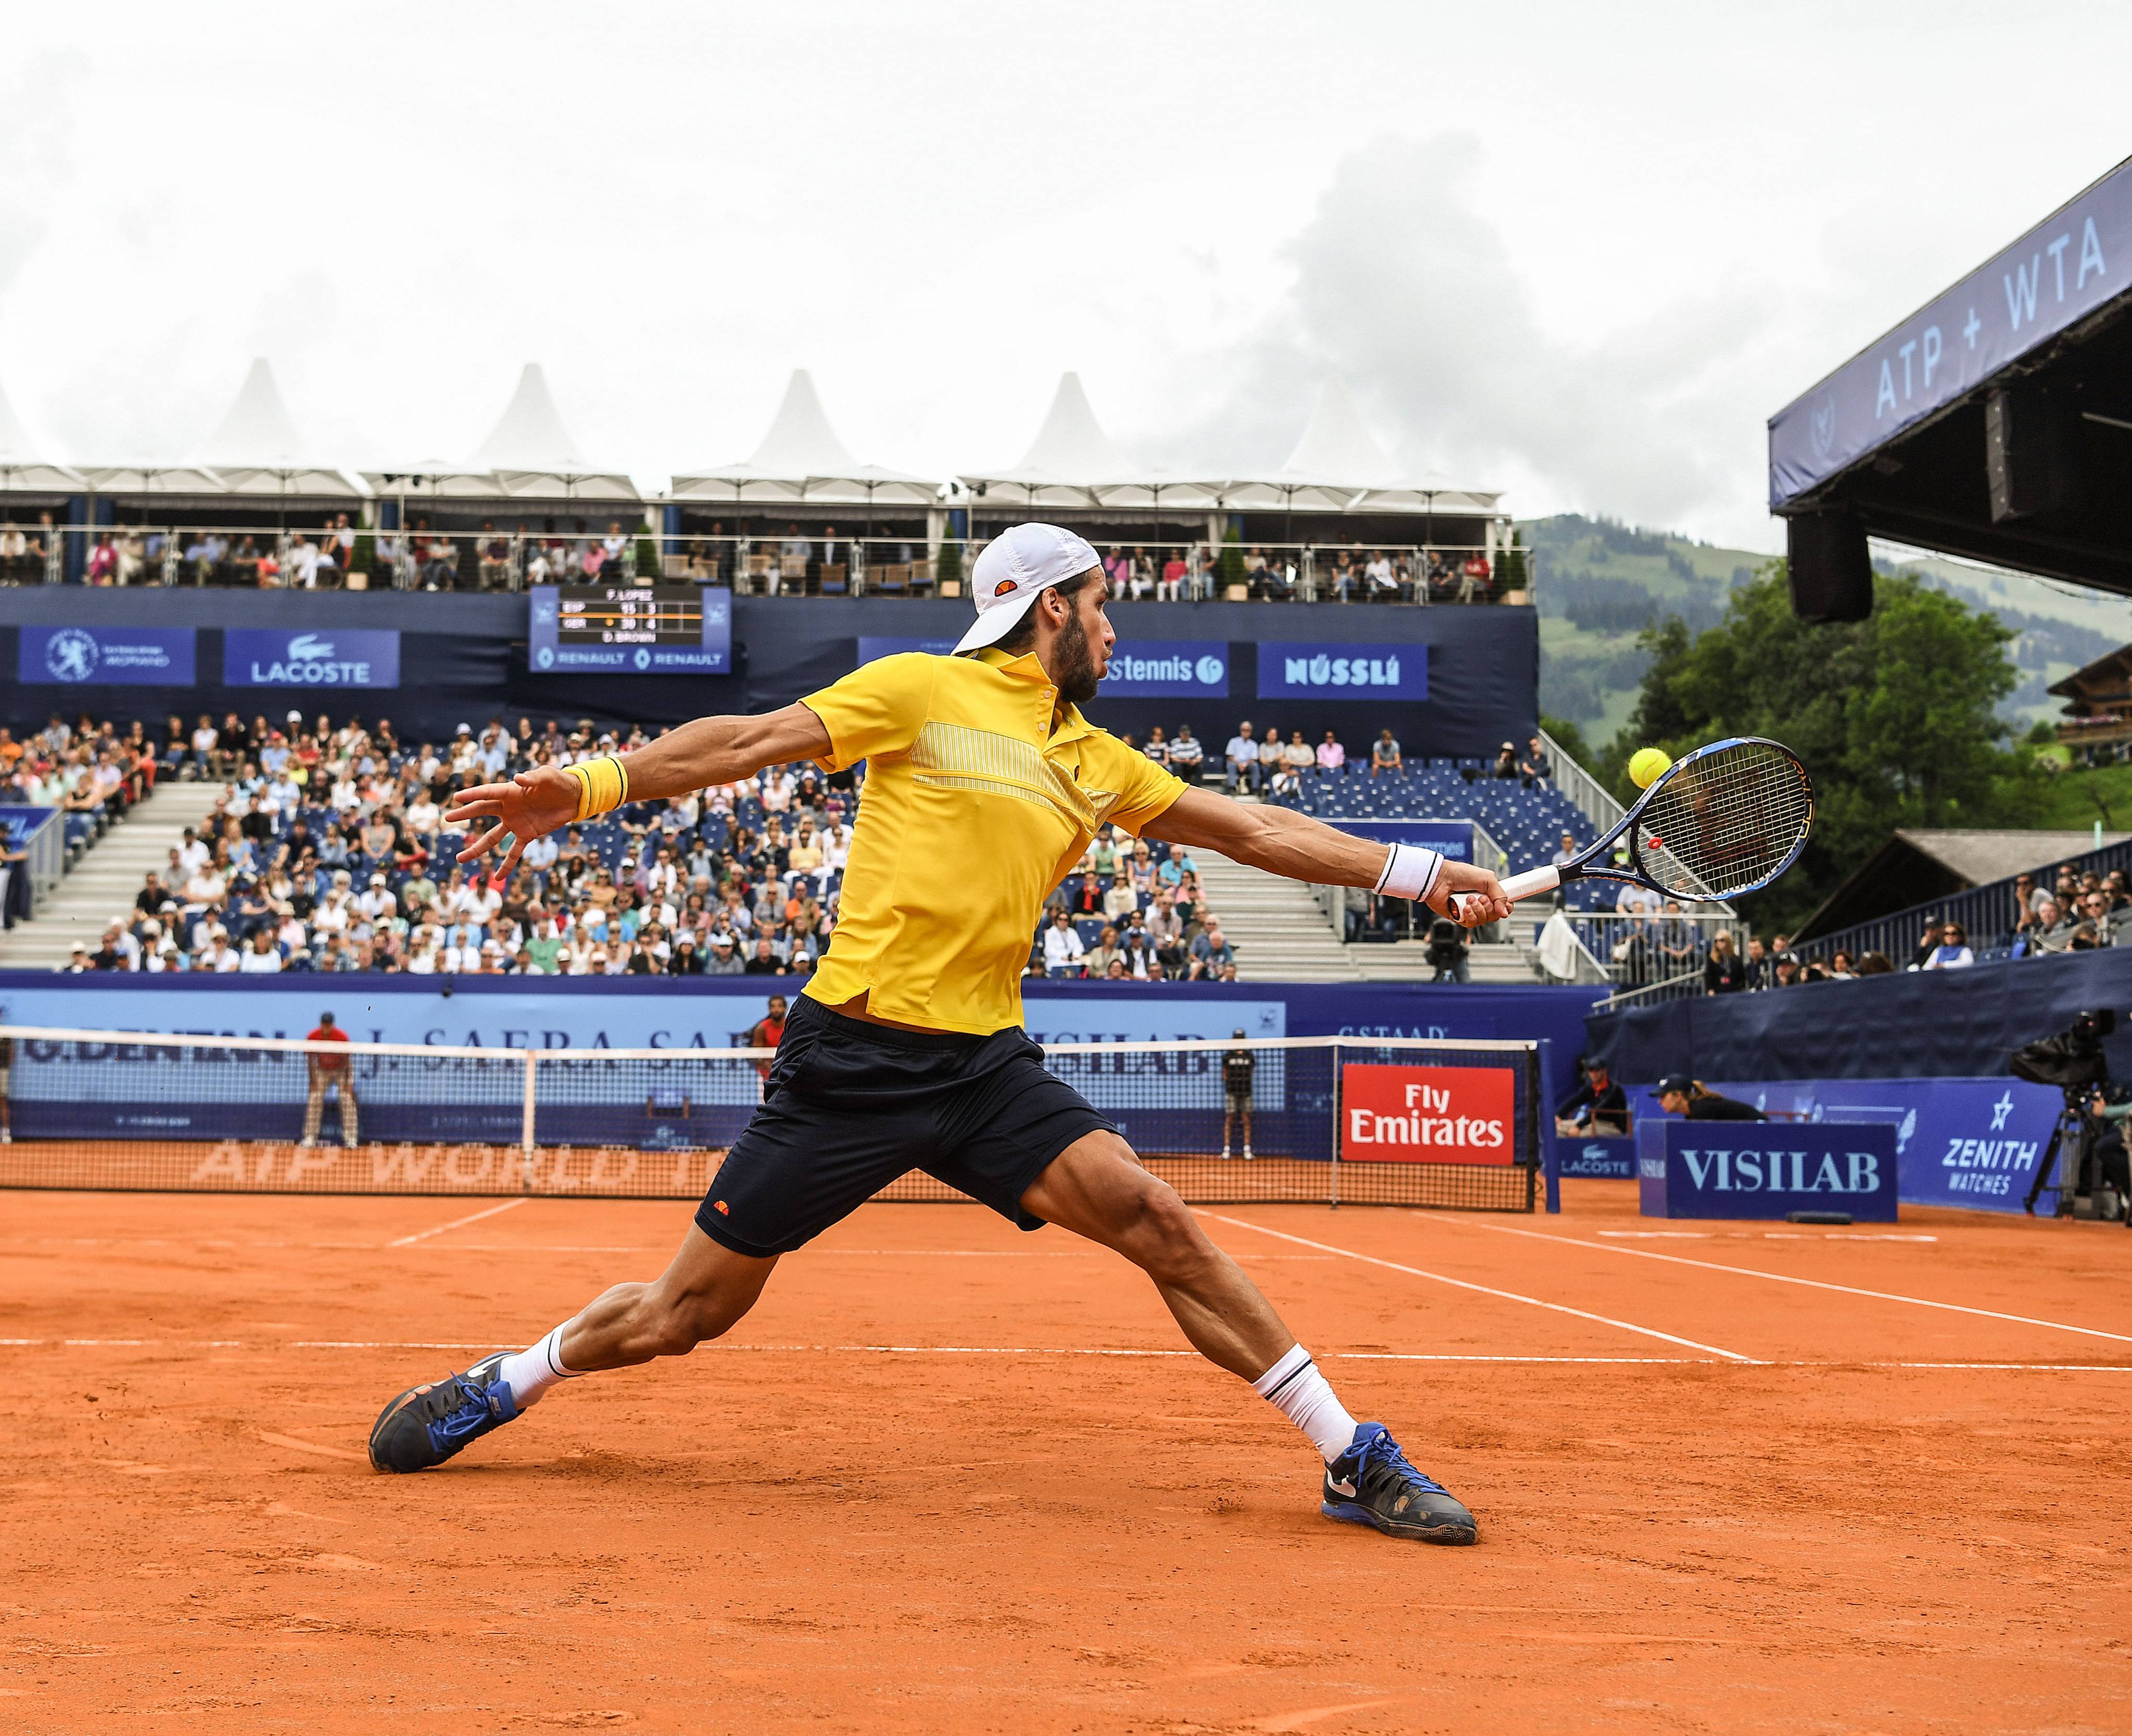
[797,647,1187,1033]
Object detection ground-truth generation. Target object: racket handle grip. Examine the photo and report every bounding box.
[1451,865,1559,924]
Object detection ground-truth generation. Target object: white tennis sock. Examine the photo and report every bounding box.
[497,1324,585,1409]
[1252,1344,1359,1463]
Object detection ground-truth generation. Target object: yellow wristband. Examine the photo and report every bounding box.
[565,755,629,822]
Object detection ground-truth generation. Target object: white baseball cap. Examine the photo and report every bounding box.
[953,522,1102,655]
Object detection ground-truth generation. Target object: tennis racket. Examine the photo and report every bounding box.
[1450,736,1814,921]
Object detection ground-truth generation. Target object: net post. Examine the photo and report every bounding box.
[1536,1039,1560,1214]
[521,1048,537,1188]
[1328,1038,1341,1210]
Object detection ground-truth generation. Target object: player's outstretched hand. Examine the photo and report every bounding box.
[1429,860,1512,928]
[445,767,580,876]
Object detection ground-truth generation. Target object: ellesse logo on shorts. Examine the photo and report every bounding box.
[712,1199,730,1215]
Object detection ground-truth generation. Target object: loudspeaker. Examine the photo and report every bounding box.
[1785,510,1872,623]
[1986,383,2083,521]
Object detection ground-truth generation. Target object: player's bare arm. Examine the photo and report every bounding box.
[446,703,832,874]
[1154,785,1513,927]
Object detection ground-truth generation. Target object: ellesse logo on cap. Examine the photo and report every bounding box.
[993,578,1017,596]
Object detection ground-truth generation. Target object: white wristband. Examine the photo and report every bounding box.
[1374,842,1443,902]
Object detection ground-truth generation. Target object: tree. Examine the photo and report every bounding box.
[1496,528,1528,592]
[1215,525,1246,592]
[1603,565,2029,930]
[935,535,964,590]
[1539,714,1597,775]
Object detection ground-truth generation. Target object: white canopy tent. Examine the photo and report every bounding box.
[361,363,639,504]
[957,372,1223,514]
[667,369,938,509]
[0,379,82,495]
[197,358,365,498]
[1217,376,1501,518]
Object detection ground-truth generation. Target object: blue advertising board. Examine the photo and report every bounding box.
[527,585,731,675]
[856,635,1230,698]
[225,627,400,688]
[1769,155,2131,506]
[21,626,194,687]
[1556,1135,1634,1179]
[1637,1118,1899,1220]
[1257,642,1428,701]
[1323,819,1474,862]
[1680,1076,2062,1216]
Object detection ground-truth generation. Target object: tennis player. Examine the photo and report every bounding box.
[368,522,1511,1544]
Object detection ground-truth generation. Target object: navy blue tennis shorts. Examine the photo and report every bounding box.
[694,997,1115,1258]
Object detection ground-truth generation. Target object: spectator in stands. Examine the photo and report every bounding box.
[1370,730,1401,777]
[1518,736,1551,788]
[1142,725,1169,767]
[1042,909,1085,978]
[1145,889,1185,977]
[1157,842,1197,891]
[1856,950,1894,976]
[1188,918,1235,980]
[1826,951,1857,979]
[1158,548,1186,602]
[1703,930,1746,994]
[1168,725,1203,779]
[1922,921,1974,969]
[1315,730,1344,775]
[1223,721,1261,794]
[1743,935,1772,989]
[1279,730,1313,784]
[239,929,284,973]
[1490,741,1518,781]
[1085,924,1122,978]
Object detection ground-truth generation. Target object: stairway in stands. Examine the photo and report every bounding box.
[1190,847,1539,985]
[0,780,229,970]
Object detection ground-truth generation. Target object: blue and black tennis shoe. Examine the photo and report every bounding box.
[1322,1422,1477,1544]
[368,1352,519,1473]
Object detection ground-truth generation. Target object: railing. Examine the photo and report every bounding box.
[1571,911,1750,990]
[1537,726,1626,838]
[0,806,64,910]
[1594,966,1709,1012]
[1794,834,2132,968]
[0,522,1521,605]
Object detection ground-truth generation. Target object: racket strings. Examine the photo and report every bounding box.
[1635,741,1813,899]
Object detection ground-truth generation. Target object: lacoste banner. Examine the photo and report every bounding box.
[1636,1119,1899,1221]
[20,626,195,686]
[1339,1062,1514,1165]
[224,627,400,688]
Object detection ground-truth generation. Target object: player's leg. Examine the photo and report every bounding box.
[368,1223,777,1474]
[1221,1104,1236,1160]
[1239,1102,1253,1160]
[1020,1132,1477,1544]
[300,1075,325,1146]
[337,1081,358,1148]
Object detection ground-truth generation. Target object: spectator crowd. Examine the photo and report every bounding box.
[40,708,1241,981]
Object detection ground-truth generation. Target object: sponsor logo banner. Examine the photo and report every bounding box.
[1556,1136,1633,1179]
[1258,642,1428,700]
[20,626,195,686]
[1681,1076,2060,1215]
[225,628,400,688]
[528,585,731,674]
[1322,819,1473,862]
[857,636,1230,697]
[1636,1119,1898,1220]
[1340,1062,1513,1165]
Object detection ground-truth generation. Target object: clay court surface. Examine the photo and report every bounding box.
[3,1181,2128,1733]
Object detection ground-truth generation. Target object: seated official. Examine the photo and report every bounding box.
[1653,1075,1765,1121]
[1556,1058,1627,1137]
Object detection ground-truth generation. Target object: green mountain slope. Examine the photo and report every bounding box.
[1521,515,2132,748]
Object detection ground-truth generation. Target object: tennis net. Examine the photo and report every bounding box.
[0,1026,1541,1211]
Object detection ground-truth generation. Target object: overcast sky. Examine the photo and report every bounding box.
[4,1,2128,548]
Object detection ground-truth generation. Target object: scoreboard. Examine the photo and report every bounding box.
[528,584,731,675]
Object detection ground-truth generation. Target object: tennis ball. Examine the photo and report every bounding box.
[1628,747,1672,789]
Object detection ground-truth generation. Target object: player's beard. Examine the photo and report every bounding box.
[1053,608,1102,707]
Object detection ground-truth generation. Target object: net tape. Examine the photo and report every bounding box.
[1635,739,1813,900]
[0,1027,1540,1212]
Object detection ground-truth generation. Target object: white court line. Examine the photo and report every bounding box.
[2,1336,2126,1373]
[1198,1211,1761,1364]
[1596,1230,1939,1243]
[385,1197,529,1247]
[1431,1217,2132,1347]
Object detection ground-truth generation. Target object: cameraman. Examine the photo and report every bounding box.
[1424,914,1469,984]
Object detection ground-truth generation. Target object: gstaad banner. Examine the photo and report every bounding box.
[224,627,400,688]
[1257,642,1429,700]
[20,626,195,686]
